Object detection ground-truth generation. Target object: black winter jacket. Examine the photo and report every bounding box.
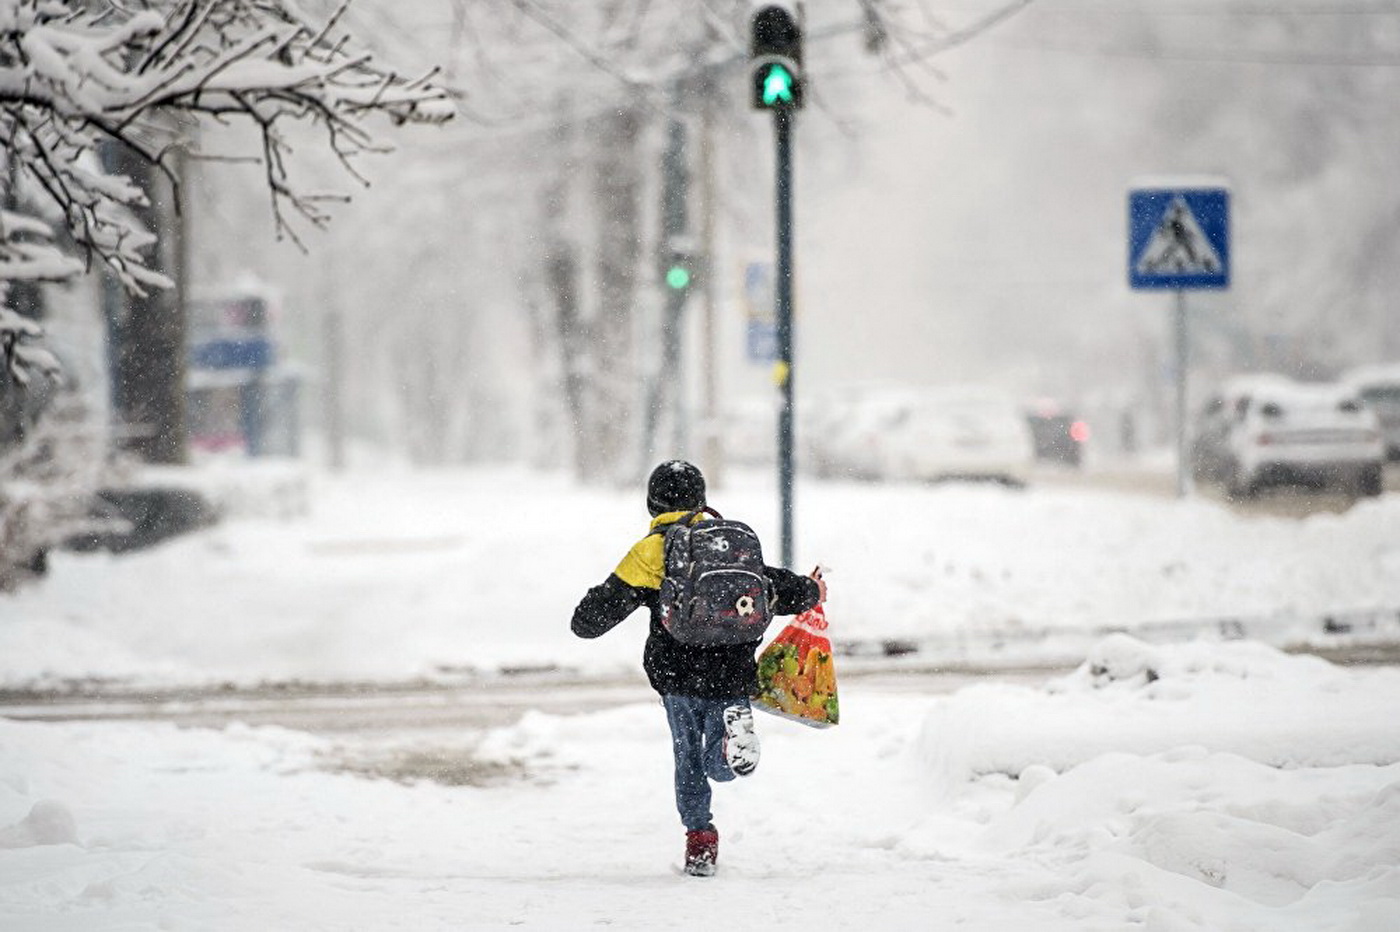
[571,511,820,699]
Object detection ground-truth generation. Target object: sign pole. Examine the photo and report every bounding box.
[774,106,795,568]
[1127,180,1229,500]
[1174,288,1191,499]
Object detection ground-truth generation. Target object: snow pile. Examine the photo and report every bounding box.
[904,636,1400,929]
[917,634,1400,783]
[974,750,1400,930]
[1,636,1396,929]
[0,801,77,849]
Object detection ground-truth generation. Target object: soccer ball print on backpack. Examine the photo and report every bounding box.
[657,508,775,646]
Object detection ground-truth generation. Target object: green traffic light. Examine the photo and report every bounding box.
[666,265,691,290]
[762,63,795,106]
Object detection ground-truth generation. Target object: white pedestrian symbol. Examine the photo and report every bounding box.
[1137,197,1221,276]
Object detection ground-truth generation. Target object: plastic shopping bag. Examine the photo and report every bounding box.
[752,602,839,728]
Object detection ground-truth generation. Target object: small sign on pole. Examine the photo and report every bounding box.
[1128,178,1231,498]
[743,260,777,363]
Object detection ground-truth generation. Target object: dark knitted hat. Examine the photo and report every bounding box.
[646,460,706,516]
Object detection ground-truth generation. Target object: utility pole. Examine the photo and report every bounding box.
[640,113,695,470]
[324,309,346,472]
[697,66,723,488]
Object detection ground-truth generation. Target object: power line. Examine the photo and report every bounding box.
[983,38,1400,68]
[942,0,1400,13]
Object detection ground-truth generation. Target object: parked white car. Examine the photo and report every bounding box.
[878,387,1034,486]
[1342,363,1400,462]
[722,398,779,467]
[1191,373,1295,483]
[805,385,1033,486]
[1220,380,1384,497]
[804,387,906,480]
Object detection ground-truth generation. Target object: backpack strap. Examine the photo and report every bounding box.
[648,506,722,537]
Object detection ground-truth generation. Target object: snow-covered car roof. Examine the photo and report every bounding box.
[1212,372,1295,400]
[1341,362,1400,388]
[1247,380,1366,409]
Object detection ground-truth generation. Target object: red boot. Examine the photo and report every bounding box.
[684,826,719,877]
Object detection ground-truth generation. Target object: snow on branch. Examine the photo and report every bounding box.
[0,0,455,290]
[0,303,61,387]
[0,207,76,387]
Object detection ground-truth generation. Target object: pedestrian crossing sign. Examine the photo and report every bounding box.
[1128,185,1230,290]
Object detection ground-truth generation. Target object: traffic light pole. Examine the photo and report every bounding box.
[774,106,795,569]
[749,3,803,568]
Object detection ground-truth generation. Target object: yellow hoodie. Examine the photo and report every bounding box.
[612,510,706,589]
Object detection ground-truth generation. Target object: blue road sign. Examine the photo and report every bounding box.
[1129,187,1230,290]
[191,337,273,371]
[746,319,777,363]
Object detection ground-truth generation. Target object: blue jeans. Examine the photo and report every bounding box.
[662,695,746,832]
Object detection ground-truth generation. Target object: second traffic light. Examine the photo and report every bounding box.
[750,3,803,110]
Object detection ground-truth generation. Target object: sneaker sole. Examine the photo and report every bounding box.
[723,705,760,776]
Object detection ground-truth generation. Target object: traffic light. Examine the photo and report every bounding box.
[663,250,697,293]
[750,3,803,110]
[665,262,691,291]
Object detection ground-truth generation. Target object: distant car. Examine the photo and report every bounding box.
[804,386,1033,486]
[876,387,1035,486]
[722,398,778,467]
[1025,406,1090,468]
[1191,373,1295,484]
[1342,363,1400,462]
[1215,380,1384,498]
[807,389,907,480]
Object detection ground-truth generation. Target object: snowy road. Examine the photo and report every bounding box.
[0,666,1062,734]
[0,653,1390,793]
[0,668,1066,792]
[1034,460,1400,518]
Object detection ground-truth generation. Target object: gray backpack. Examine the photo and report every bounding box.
[657,508,774,645]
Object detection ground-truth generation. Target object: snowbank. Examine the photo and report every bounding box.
[917,635,1400,783]
[904,637,1400,929]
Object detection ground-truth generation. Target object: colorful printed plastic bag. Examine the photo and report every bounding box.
[752,602,839,728]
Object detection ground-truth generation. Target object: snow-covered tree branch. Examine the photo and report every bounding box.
[0,0,452,290]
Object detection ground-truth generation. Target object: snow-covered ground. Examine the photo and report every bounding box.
[3,464,1400,929]
[2,463,1398,688]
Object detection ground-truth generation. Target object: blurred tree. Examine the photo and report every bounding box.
[178,0,1032,477]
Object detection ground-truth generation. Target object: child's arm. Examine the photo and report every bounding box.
[572,533,662,638]
[571,574,646,638]
[762,565,822,616]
